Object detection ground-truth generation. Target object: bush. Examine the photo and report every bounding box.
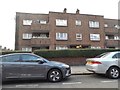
[2,49,120,58]
[34,49,120,58]
[1,50,31,55]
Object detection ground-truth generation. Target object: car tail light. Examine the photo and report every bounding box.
[87,61,102,64]
[91,61,102,64]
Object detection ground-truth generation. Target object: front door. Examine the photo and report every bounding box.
[20,54,47,79]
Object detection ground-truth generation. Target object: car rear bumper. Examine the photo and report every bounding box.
[86,64,106,74]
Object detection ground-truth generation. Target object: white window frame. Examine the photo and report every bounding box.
[76,33,82,40]
[56,19,67,26]
[89,21,99,28]
[22,47,32,51]
[56,33,68,40]
[23,20,32,25]
[56,46,68,50]
[90,34,100,41]
[114,36,120,40]
[91,46,101,49]
[104,24,108,27]
[76,20,81,26]
[40,20,47,24]
[23,33,32,39]
[114,25,120,29]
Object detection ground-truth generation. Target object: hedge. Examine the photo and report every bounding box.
[34,49,120,58]
[1,51,31,55]
[1,49,120,58]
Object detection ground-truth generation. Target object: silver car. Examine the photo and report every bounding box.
[0,53,71,82]
[86,51,120,79]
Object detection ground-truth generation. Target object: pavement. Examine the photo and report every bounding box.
[71,65,93,75]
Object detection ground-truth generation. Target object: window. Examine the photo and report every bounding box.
[89,21,99,28]
[104,24,108,27]
[76,20,81,26]
[23,33,32,39]
[76,33,82,40]
[114,36,120,40]
[91,46,101,49]
[56,33,68,40]
[40,20,47,24]
[56,19,67,26]
[56,46,68,50]
[35,20,47,24]
[90,34,100,41]
[23,20,32,25]
[22,47,32,51]
[114,25,120,29]
[112,53,120,58]
[21,54,40,62]
[2,55,20,62]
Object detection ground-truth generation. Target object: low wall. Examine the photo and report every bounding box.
[47,57,87,66]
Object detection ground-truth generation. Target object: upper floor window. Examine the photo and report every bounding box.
[104,24,108,28]
[36,20,47,24]
[76,33,82,40]
[114,25,120,29]
[56,19,67,26]
[76,20,81,26]
[56,33,68,40]
[40,20,47,24]
[114,36,120,40]
[90,34,100,41]
[23,33,32,39]
[23,20,32,25]
[89,21,99,28]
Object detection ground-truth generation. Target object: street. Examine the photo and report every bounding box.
[2,74,119,88]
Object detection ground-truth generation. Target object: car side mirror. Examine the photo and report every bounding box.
[38,60,44,64]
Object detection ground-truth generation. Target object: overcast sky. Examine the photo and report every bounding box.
[0,0,119,50]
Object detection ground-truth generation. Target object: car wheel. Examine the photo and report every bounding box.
[48,69,62,82]
[107,67,120,79]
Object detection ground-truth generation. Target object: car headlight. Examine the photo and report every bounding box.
[62,64,70,68]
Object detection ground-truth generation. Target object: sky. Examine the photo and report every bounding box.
[0,0,119,50]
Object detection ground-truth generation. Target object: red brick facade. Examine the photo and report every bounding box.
[15,9,119,51]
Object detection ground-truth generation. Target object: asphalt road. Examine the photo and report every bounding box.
[2,74,119,88]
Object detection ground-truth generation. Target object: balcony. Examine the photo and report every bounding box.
[31,23,50,32]
[31,38,50,46]
[105,39,119,47]
[105,28,118,35]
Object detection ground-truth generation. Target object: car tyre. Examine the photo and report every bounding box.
[107,67,120,79]
[48,69,62,82]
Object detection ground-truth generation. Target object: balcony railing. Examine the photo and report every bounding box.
[105,39,119,47]
[105,28,118,34]
[31,23,50,31]
[31,38,50,46]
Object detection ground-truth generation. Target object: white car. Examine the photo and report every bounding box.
[86,51,120,79]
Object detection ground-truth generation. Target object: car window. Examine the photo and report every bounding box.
[95,52,110,58]
[21,54,40,62]
[2,54,20,62]
[112,53,120,58]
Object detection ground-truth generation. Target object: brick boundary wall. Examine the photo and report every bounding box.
[47,57,87,66]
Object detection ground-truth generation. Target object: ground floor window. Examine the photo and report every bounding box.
[22,47,32,51]
[56,46,68,50]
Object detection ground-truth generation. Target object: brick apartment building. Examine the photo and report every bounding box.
[15,9,120,51]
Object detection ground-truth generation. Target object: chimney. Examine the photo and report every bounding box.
[76,9,80,14]
[63,8,67,13]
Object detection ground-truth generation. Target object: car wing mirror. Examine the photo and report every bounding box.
[38,59,44,64]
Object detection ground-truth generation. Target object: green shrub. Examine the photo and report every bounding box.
[2,49,120,58]
[1,50,31,55]
[34,49,120,58]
